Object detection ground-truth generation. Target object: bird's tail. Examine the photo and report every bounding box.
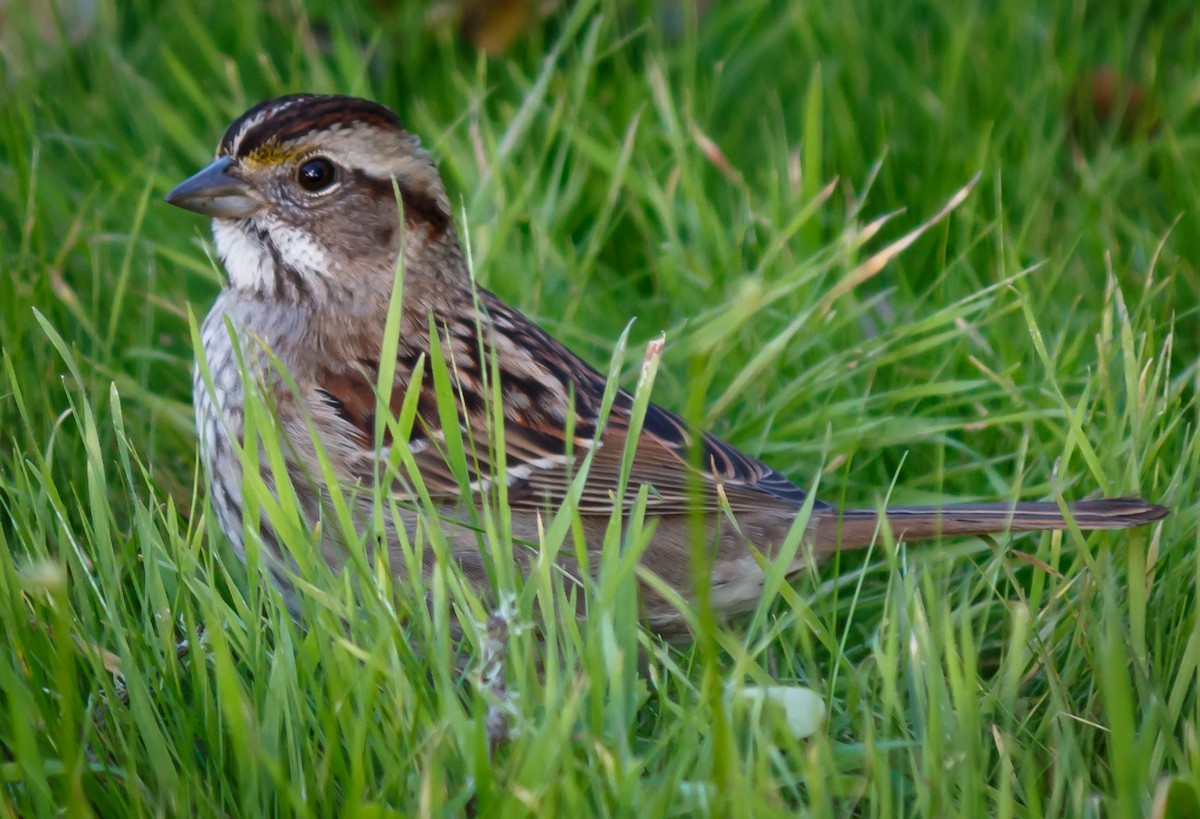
[815,497,1167,550]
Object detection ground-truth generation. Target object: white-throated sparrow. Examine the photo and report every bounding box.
[166,94,1167,636]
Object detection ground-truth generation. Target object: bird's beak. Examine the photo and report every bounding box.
[165,156,263,219]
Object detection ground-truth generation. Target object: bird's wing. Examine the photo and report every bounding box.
[312,288,825,516]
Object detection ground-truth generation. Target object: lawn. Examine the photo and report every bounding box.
[1,0,1198,815]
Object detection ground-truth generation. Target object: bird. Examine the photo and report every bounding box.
[165,94,1168,637]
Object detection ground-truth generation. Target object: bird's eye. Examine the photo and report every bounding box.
[297,157,337,193]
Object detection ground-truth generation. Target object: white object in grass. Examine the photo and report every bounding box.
[735,685,826,740]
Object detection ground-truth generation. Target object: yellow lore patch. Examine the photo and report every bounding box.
[243,141,306,168]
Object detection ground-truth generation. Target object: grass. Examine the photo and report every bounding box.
[1,0,1198,814]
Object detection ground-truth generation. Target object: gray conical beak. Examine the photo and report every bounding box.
[165,156,263,219]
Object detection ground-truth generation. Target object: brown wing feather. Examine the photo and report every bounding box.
[310,287,822,515]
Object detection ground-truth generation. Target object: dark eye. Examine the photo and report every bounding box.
[297,157,337,193]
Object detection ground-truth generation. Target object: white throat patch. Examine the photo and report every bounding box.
[212,218,333,296]
[271,223,334,283]
[213,219,271,292]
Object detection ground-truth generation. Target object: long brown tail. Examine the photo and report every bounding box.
[815,497,1168,550]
